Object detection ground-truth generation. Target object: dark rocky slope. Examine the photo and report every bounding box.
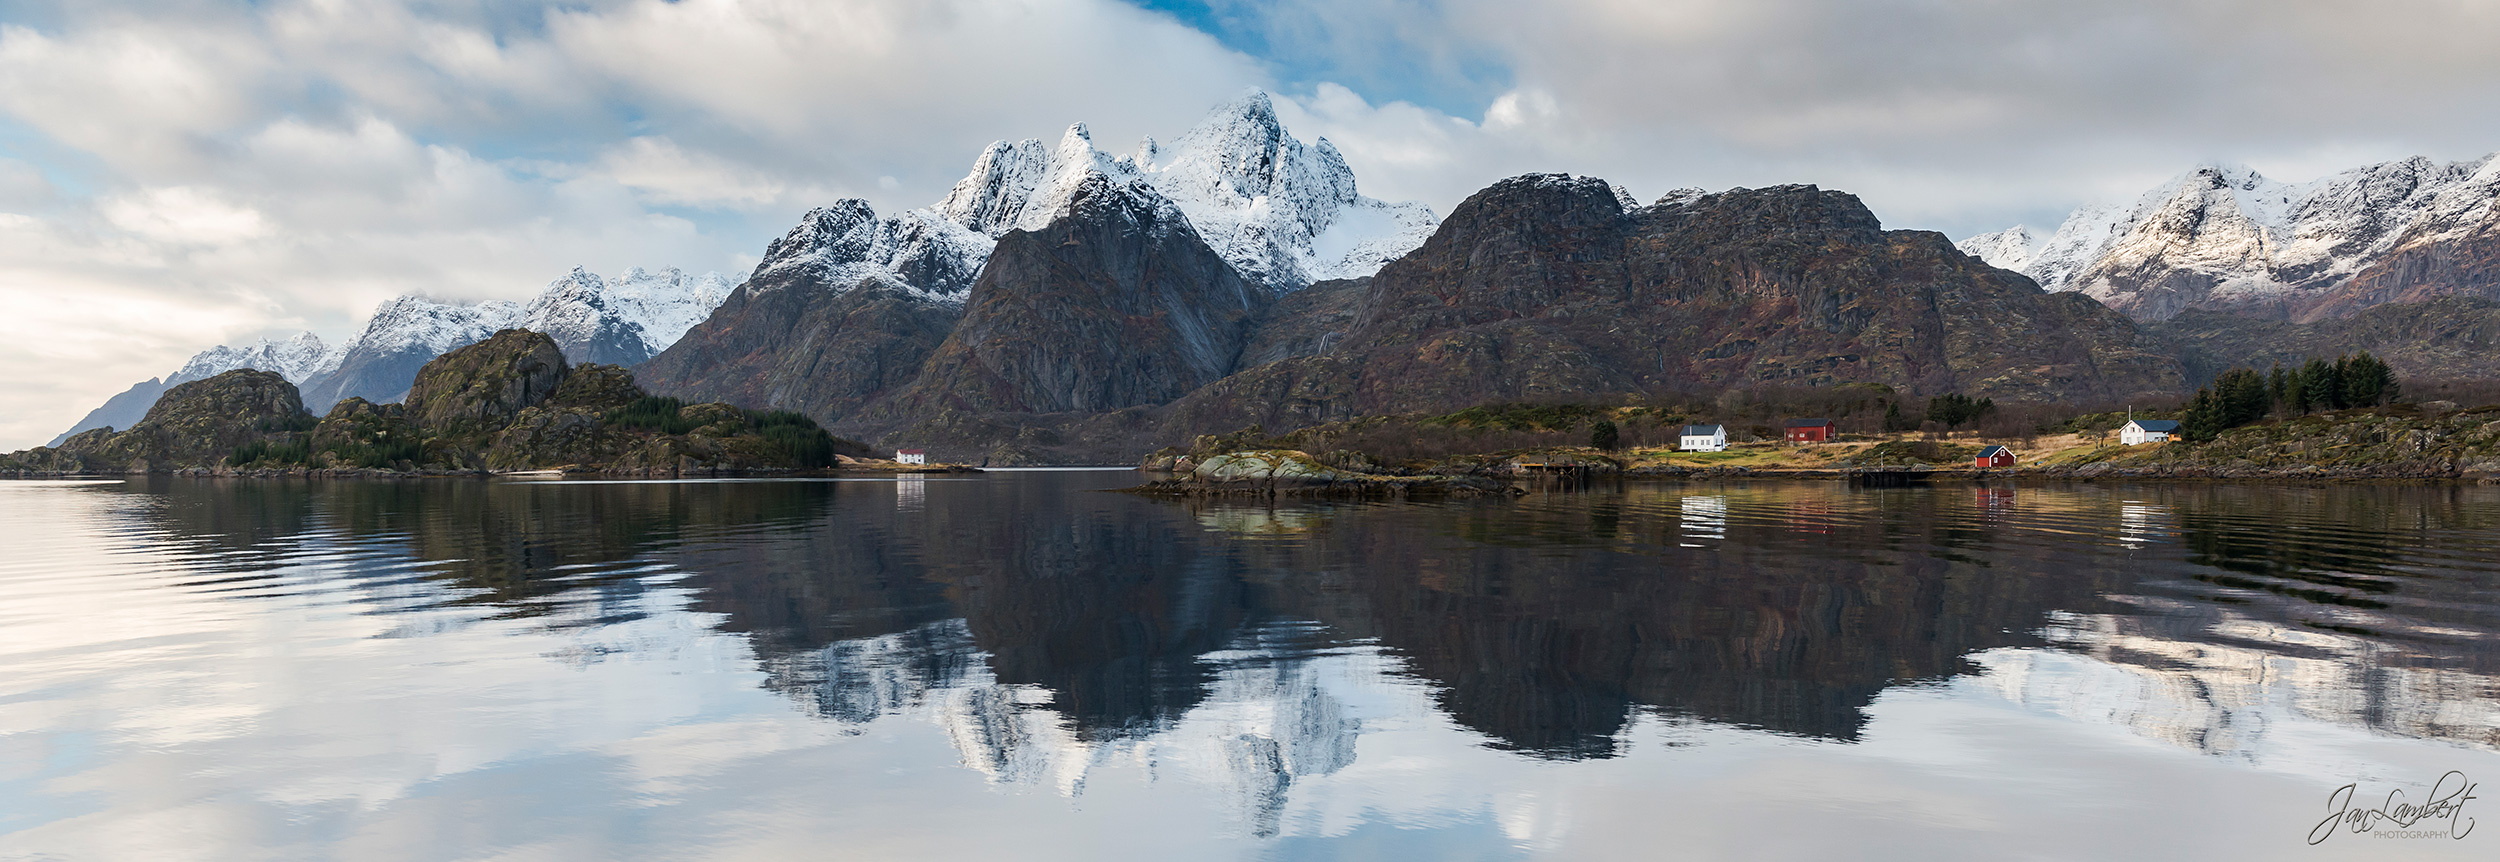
[2157,296,2500,384]
[1159,176,2185,435]
[854,174,1264,422]
[636,204,973,426]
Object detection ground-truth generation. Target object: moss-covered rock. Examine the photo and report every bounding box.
[405,329,569,440]
[310,398,422,469]
[30,370,315,472]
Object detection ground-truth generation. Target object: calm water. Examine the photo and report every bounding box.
[2,473,2496,860]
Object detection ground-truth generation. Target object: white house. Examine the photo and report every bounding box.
[1680,424,1728,452]
[895,449,928,465]
[2119,420,2180,445]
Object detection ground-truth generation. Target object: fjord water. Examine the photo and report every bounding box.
[1,475,2494,860]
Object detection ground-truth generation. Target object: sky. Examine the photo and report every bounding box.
[5,0,2500,449]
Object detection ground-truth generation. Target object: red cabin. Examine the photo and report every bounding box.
[1784,418,1834,443]
[1975,445,2015,469]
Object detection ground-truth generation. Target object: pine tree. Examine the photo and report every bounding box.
[2181,386,2226,442]
[1589,420,1621,451]
[2301,358,2340,411]
[2215,368,2271,427]
[1881,401,1914,432]
[2268,364,2290,414]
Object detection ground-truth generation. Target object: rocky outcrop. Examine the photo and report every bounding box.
[1122,449,1512,498]
[404,329,571,441]
[20,370,314,472]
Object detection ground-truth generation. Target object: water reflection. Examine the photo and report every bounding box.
[6,475,2500,857]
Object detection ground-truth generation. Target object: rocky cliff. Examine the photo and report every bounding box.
[1158,175,2184,436]
[855,173,1263,423]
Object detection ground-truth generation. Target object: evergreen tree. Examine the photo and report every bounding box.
[2268,364,2290,413]
[1881,401,1915,432]
[2301,358,2340,411]
[1925,394,1994,429]
[2215,368,2271,427]
[1589,420,1621,451]
[2180,386,2226,442]
[2341,351,2399,406]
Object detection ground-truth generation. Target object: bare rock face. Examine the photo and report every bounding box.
[862,173,1264,420]
[638,280,961,427]
[2155,296,2500,384]
[1163,175,2184,433]
[405,329,570,439]
[2303,205,2500,321]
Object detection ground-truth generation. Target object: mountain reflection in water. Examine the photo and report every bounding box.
[2,474,2496,859]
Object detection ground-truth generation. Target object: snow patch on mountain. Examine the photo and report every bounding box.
[2021,154,2500,319]
[1955,226,2037,273]
[747,201,993,302]
[169,332,342,386]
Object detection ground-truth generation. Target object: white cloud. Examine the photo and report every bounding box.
[599,137,788,208]
[100,187,271,244]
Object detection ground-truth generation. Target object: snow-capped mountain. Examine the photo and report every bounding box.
[1955,226,2036,273]
[754,89,1439,305]
[1974,153,2500,320]
[47,333,350,446]
[517,267,735,366]
[298,267,732,409]
[52,265,733,442]
[170,332,343,387]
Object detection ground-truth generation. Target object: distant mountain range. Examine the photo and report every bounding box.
[51,267,730,446]
[1960,154,2500,321]
[42,92,2500,462]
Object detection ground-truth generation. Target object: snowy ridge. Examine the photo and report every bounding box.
[168,332,342,387]
[1985,153,2500,319]
[771,90,1440,304]
[1955,226,2036,273]
[748,201,992,303]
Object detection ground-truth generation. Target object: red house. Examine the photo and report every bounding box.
[1975,445,2015,469]
[1784,419,1835,443]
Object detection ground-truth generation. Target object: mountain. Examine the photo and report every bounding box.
[939,91,1438,292]
[642,90,1436,425]
[858,171,1263,421]
[1983,154,2500,321]
[295,295,526,411]
[517,267,736,366]
[1149,175,2183,438]
[48,333,340,447]
[51,265,730,446]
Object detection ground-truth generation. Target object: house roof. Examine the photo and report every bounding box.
[1785,418,1834,427]
[897,449,926,454]
[1681,424,1723,436]
[2129,420,2181,432]
[1978,445,2011,457]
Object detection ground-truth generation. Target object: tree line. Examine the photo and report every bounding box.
[2180,352,2399,441]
